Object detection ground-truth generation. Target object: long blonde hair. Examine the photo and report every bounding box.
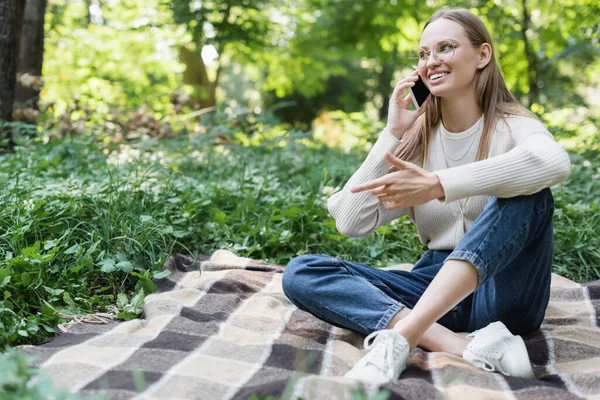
[389,8,537,172]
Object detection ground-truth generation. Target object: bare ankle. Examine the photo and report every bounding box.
[386,308,411,330]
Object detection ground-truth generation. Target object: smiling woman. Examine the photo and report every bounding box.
[282,7,572,387]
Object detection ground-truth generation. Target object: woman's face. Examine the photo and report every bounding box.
[418,19,485,98]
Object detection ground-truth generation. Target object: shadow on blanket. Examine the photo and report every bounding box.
[17,250,600,400]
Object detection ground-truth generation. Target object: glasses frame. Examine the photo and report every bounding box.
[411,40,480,69]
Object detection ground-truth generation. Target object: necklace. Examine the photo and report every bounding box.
[439,118,483,161]
[438,117,483,211]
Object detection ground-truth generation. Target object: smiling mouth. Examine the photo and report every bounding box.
[430,72,450,81]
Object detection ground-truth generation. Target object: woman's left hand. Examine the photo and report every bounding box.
[350,153,446,210]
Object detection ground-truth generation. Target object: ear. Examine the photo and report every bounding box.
[477,43,492,70]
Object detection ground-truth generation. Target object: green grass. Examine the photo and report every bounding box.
[0,114,598,350]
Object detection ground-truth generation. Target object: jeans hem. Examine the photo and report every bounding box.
[444,250,488,288]
[375,301,405,332]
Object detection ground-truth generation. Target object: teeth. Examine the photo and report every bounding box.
[430,72,449,80]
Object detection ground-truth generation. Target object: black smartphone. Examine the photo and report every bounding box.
[409,74,431,108]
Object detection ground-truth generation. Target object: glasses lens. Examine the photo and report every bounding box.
[409,50,423,69]
[434,41,455,63]
[416,50,427,68]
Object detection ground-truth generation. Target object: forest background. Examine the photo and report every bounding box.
[0,0,599,369]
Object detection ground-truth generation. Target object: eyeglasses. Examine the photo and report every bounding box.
[410,40,479,69]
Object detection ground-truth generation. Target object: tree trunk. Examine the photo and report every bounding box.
[0,0,19,121]
[520,0,539,107]
[179,45,218,108]
[16,0,47,106]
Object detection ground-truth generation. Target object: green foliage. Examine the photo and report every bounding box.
[552,152,600,282]
[171,0,276,52]
[0,137,183,346]
[476,0,599,107]
[2,106,599,348]
[43,0,183,116]
[0,347,102,399]
[0,110,427,347]
[40,0,599,126]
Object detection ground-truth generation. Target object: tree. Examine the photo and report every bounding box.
[477,0,599,109]
[15,0,48,107]
[0,0,20,122]
[286,0,432,120]
[171,0,280,108]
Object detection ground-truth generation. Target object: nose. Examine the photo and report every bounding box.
[425,51,441,69]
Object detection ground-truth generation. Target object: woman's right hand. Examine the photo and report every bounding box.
[385,69,428,140]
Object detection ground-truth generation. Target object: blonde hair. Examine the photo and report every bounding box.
[389,8,537,173]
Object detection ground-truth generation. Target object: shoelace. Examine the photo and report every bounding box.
[468,354,497,372]
[471,352,501,372]
[362,330,404,380]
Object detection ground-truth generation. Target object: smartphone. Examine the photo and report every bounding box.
[409,74,431,108]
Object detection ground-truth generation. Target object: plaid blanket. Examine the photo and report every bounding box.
[17,250,600,400]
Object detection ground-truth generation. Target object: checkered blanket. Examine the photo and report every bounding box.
[18,250,600,399]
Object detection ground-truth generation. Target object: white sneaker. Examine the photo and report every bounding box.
[344,329,410,385]
[463,321,535,379]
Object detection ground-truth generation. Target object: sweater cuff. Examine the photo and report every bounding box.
[373,127,403,156]
[433,167,476,203]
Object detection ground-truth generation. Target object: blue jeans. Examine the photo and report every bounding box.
[282,188,555,336]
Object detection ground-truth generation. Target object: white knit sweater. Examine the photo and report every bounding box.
[327,115,572,250]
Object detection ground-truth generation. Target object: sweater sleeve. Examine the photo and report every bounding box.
[433,129,571,203]
[327,128,413,237]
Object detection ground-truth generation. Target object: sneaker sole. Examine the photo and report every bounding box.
[507,335,535,379]
[488,322,535,379]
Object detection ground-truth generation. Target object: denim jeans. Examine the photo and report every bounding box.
[282,188,555,336]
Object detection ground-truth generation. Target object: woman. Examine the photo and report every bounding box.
[281,8,571,385]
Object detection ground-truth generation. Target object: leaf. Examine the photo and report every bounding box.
[370,247,382,258]
[137,278,156,295]
[85,240,101,256]
[172,230,188,238]
[117,293,128,309]
[140,215,153,222]
[213,209,227,224]
[99,259,117,273]
[130,290,145,310]
[283,206,303,218]
[152,269,171,280]
[0,275,11,288]
[64,244,81,255]
[21,272,32,286]
[43,286,65,296]
[159,226,173,234]
[22,242,41,257]
[117,311,139,320]
[116,260,134,273]
[44,240,58,250]
[41,300,57,316]
[63,292,77,308]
